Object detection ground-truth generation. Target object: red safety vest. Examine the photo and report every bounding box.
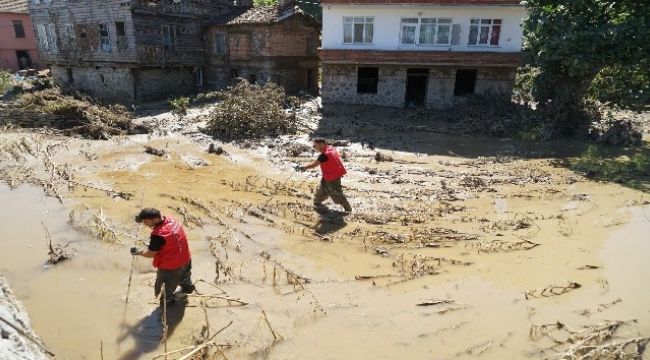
[151,216,191,270]
[320,145,347,181]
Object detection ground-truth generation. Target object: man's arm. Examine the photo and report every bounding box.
[139,250,157,258]
[302,160,320,170]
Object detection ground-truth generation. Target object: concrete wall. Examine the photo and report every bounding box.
[322,4,525,53]
[322,64,515,108]
[0,12,41,71]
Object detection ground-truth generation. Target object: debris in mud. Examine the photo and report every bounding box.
[529,320,648,359]
[41,221,70,265]
[524,281,581,299]
[576,264,601,270]
[144,145,167,157]
[415,299,456,307]
[207,143,228,156]
[590,115,643,146]
[2,89,148,139]
[68,207,132,245]
[203,81,300,140]
[282,142,311,157]
[374,151,394,162]
[181,156,210,170]
[466,239,540,253]
[575,298,622,317]
[68,180,133,200]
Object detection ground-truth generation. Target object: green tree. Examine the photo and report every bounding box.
[522,0,650,133]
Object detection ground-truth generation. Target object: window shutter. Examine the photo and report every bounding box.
[451,24,461,45]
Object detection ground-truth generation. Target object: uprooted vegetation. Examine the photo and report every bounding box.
[405,95,645,145]
[2,88,148,139]
[203,80,301,140]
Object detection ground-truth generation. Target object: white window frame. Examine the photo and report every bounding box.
[343,16,374,44]
[468,18,502,46]
[400,17,453,47]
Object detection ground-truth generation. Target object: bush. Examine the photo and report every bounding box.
[204,80,299,140]
[168,96,190,120]
[0,70,12,95]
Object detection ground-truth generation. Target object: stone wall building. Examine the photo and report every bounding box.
[206,6,320,95]
[320,0,525,108]
[28,0,319,103]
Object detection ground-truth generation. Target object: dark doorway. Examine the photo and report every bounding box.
[230,69,238,84]
[16,51,31,69]
[307,68,314,91]
[454,69,477,96]
[405,68,429,107]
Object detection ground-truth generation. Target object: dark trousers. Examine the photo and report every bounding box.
[314,178,352,211]
[154,260,193,305]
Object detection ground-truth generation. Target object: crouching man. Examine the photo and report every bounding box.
[131,208,195,306]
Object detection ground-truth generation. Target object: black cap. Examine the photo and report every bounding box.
[134,208,161,223]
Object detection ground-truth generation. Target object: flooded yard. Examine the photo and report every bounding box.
[0,104,648,359]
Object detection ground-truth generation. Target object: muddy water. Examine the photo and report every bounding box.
[1,130,650,360]
[0,184,208,359]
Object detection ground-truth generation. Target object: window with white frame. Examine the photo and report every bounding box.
[400,18,453,46]
[468,19,501,46]
[343,17,373,44]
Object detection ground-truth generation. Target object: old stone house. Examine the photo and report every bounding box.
[319,0,525,108]
[206,5,320,94]
[28,0,320,103]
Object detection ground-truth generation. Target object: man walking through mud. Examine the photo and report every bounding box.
[131,208,195,306]
[298,138,352,213]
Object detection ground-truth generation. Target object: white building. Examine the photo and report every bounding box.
[319,0,526,108]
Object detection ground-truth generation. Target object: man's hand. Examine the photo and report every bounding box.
[130,247,143,256]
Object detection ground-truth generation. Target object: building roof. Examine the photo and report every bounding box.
[0,0,28,13]
[208,4,318,26]
[321,0,522,5]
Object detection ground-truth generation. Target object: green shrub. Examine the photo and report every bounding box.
[0,70,12,95]
[204,80,299,140]
[168,96,191,121]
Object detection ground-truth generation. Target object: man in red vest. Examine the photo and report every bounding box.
[131,208,194,306]
[298,138,352,213]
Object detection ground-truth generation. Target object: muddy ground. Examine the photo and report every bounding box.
[0,100,649,360]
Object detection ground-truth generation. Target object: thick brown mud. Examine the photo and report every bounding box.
[0,111,649,359]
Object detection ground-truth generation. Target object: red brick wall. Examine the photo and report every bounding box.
[321,0,521,4]
[320,49,521,67]
[228,33,251,60]
[261,20,319,57]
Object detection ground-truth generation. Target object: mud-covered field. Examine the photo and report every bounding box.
[0,101,649,360]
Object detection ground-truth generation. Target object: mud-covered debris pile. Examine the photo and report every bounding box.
[1,89,148,139]
[0,276,52,360]
[203,81,301,140]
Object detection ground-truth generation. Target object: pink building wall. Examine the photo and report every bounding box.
[0,12,41,72]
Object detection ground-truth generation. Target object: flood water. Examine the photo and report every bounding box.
[0,184,199,359]
[1,181,649,359]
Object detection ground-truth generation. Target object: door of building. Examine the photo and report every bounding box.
[405,68,429,107]
[16,51,31,70]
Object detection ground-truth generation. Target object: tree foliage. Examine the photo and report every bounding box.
[522,0,650,133]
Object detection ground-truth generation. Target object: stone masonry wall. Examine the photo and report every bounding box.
[52,65,136,103]
[134,67,197,102]
[322,64,406,107]
[322,64,516,108]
